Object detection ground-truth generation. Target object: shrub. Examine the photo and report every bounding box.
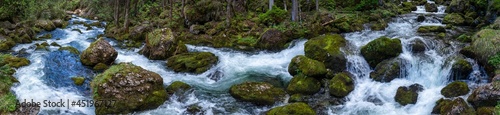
[489,53,500,69]
[258,6,287,26]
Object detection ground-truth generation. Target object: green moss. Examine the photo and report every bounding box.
[394,86,418,105]
[417,26,446,33]
[441,81,469,98]
[329,72,354,97]
[288,55,327,78]
[71,76,85,86]
[266,102,315,115]
[147,28,173,47]
[361,36,402,68]
[0,54,30,68]
[166,52,218,74]
[451,59,473,80]
[166,81,192,94]
[443,13,465,26]
[489,53,500,69]
[440,98,476,114]
[236,36,258,47]
[289,94,305,103]
[286,74,321,95]
[93,63,109,71]
[229,82,286,105]
[477,107,496,115]
[258,6,287,25]
[0,92,17,113]
[58,46,80,55]
[457,34,471,43]
[437,33,446,39]
[304,34,347,72]
[370,58,400,82]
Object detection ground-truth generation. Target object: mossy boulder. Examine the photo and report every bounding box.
[411,39,426,53]
[476,107,496,115]
[257,29,289,51]
[394,84,423,105]
[266,102,315,115]
[166,52,218,74]
[425,3,438,12]
[361,36,402,68]
[470,29,500,75]
[370,20,388,31]
[0,35,15,51]
[58,46,80,55]
[229,82,286,105]
[443,13,465,26]
[329,72,355,97]
[446,0,468,13]
[80,38,117,67]
[166,81,192,95]
[71,76,85,86]
[91,63,167,115]
[286,74,321,95]
[52,19,68,28]
[436,98,476,115]
[34,20,56,31]
[441,81,469,98]
[401,2,417,12]
[288,55,327,78]
[37,33,52,39]
[460,46,476,59]
[140,28,187,60]
[288,94,306,103]
[304,34,347,73]
[450,59,472,80]
[413,0,427,5]
[417,26,446,33]
[0,54,31,113]
[467,77,500,108]
[370,58,401,82]
[92,63,109,71]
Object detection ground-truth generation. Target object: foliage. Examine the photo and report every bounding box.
[489,53,500,69]
[259,6,288,26]
[0,0,78,20]
[237,36,258,46]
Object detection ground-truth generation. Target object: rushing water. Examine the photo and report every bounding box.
[9,3,488,115]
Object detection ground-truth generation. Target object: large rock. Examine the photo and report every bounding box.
[425,3,438,12]
[229,82,286,105]
[34,20,56,31]
[470,29,500,75]
[286,74,321,95]
[329,72,355,97]
[443,13,465,26]
[288,55,327,78]
[446,0,467,13]
[80,38,118,67]
[417,26,446,33]
[467,77,500,108]
[166,52,218,74]
[140,28,187,60]
[361,36,402,68]
[90,63,167,115]
[433,98,476,114]
[304,34,347,73]
[370,58,401,82]
[394,84,423,105]
[257,29,289,51]
[441,81,469,98]
[401,2,417,12]
[413,0,427,5]
[450,58,472,80]
[266,102,315,115]
[411,39,426,53]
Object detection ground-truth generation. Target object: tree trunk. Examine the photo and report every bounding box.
[284,0,287,11]
[114,0,119,26]
[182,0,186,24]
[226,0,232,27]
[315,0,319,11]
[269,0,274,10]
[124,0,130,31]
[291,0,298,21]
[170,0,173,19]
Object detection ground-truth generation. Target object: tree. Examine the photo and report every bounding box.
[227,0,233,27]
[114,0,120,26]
[315,0,319,11]
[291,0,298,21]
[123,0,131,30]
[269,0,274,10]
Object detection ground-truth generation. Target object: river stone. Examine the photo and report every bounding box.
[140,28,187,60]
[288,55,327,78]
[411,39,426,53]
[329,72,355,97]
[417,15,426,22]
[91,63,167,115]
[266,102,316,115]
[166,81,192,95]
[441,81,469,98]
[394,84,423,105]
[370,58,401,82]
[80,38,117,67]
[450,58,472,80]
[470,29,500,75]
[286,74,321,95]
[166,52,218,74]
[304,34,347,73]
[417,26,446,33]
[425,3,438,12]
[34,20,56,31]
[467,76,500,108]
[257,29,289,51]
[443,13,465,26]
[361,36,402,68]
[229,82,286,105]
[436,98,476,114]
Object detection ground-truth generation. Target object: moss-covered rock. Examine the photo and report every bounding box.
[361,36,402,68]
[52,19,68,28]
[446,0,468,13]
[257,29,289,51]
[370,20,388,31]
[288,55,327,78]
[286,74,321,95]
[439,98,476,115]
[394,84,423,105]
[413,0,427,5]
[166,81,192,95]
[34,20,56,31]
[456,34,472,43]
[38,33,52,39]
[140,28,187,60]
[441,81,469,98]
[329,72,355,97]
[166,52,218,74]
[304,34,347,73]
[58,46,80,55]
[80,38,117,67]
[71,76,85,86]
[417,26,446,33]
[467,77,500,108]
[443,13,465,26]
[266,102,315,115]
[431,98,451,114]
[229,82,286,105]
[470,29,500,75]
[288,94,306,103]
[0,54,31,113]
[411,39,426,53]
[450,59,472,80]
[401,2,417,12]
[0,36,15,51]
[92,63,109,71]
[370,58,401,82]
[460,46,476,59]
[476,107,496,115]
[91,63,167,115]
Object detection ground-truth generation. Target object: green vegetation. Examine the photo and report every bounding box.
[259,6,287,26]
[0,54,30,113]
[266,102,315,115]
[489,53,500,69]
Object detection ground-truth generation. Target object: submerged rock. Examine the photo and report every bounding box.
[71,76,85,86]
[266,102,315,115]
[417,15,426,22]
[80,38,117,67]
[58,46,80,55]
[411,39,426,53]
[441,81,469,98]
[288,55,327,78]
[370,58,401,82]
[91,63,167,114]
[304,34,347,73]
[140,28,187,60]
[329,72,355,97]
[394,84,423,105]
[229,82,286,105]
[166,52,218,74]
[286,74,321,95]
[361,36,402,68]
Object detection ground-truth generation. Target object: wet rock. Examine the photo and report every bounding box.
[431,98,451,114]
[437,98,476,114]
[91,63,167,114]
[361,36,402,68]
[443,13,465,26]
[470,29,500,75]
[289,94,306,103]
[266,102,315,115]
[166,81,192,95]
[166,52,218,74]
[58,46,80,55]
[37,33,52,39]
[394,84,423,105]
[417,26,446,33]
[417,15,426,22]
[441,81,469,98]
[446,0,467,13]
[0,36,15,51]
[413,0,427,5]
[257,29,289,51]
[50,42,61,47]
[229,82,286,105]
[288,55,327,78]
[52,19,67,28]
[450,58,472,80]
[370,20,388,31]
[425,3,438,12]
[186,104,202,114]
[476,107,495,115]
[34,20,56,31]
[467,77,500,108]
[402,2,417,12]
[92,63,109,71]
[140,28,187,60]
[80,38,118,67]
[460,46,475,59]
[329,72,355,97]
[304,34,347,73]
[370,58,401,82]
[71,76,85,86]
[286,74,321,95]
[411,39,426,53]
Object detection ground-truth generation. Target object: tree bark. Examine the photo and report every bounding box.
[316,0,319,11]
[123,0,130,30]
[284,0,287,11]
[269,0,274,10]
[170,0,173,19]
[114,0,119,26]
[291,0,298,21]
